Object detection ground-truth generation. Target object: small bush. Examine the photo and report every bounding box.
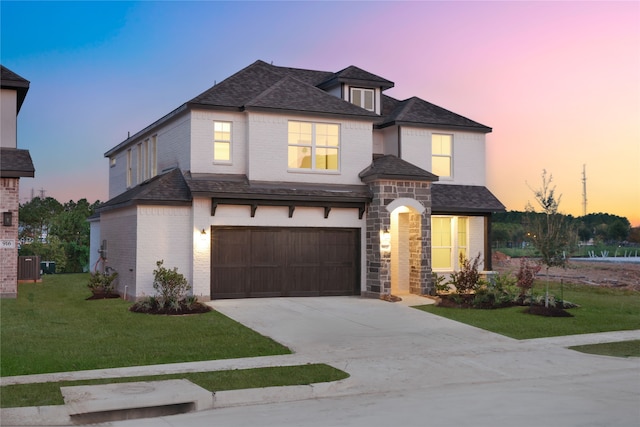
[153,260,191,308]
[129,261,210,315]
[448,253,482,295]
[87,269,118,297]
[515,258,540,296]
[433,273,450,295]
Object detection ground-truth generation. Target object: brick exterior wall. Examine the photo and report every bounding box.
[364,179,433,297]
[1,177,20,297]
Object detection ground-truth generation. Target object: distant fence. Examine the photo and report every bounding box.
[18,256,41,282]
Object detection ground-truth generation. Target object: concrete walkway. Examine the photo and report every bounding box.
[2,296,639,426]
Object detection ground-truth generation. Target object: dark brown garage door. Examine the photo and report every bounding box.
[211,227,360,299]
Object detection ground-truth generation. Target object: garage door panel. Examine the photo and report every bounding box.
[212,267,248,298]
[288,266,321,296]
[249,266,283,297]
[211,227,359,299]
[322,266,357,295]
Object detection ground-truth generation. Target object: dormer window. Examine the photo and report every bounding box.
[350,87,375,112]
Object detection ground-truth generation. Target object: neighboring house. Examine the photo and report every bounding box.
[93,60,504,300]
[1,66,35,298]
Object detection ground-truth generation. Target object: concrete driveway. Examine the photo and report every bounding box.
[4,296,639,427]
[182,296,638,427]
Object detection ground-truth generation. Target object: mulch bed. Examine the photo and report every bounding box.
[129,301,212,315]
[86,292,121,300]
[436,294,573,316]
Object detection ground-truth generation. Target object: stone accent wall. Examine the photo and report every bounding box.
[1,178,20,297]
[365,179,433,297]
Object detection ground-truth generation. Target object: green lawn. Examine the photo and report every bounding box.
[1,274,290,377]
[1,274,350,408]
[569,340,640,358]
[415,281,640,339]
[1,364,348,408]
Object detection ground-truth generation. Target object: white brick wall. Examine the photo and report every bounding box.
[398,128,487,186]
[136,206,192,298]
[100,207,137,298]
[108,113,191,198]
[190,110,247,175]
[246,112,373,185]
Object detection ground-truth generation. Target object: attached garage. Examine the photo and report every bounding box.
[211,227,360,298]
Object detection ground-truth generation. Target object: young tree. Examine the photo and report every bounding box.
[525,170,577,307]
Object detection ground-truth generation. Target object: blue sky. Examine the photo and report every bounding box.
[2,1,639,225]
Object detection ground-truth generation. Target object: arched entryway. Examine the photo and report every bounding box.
[388,198,426,296]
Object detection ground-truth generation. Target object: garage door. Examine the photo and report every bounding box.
[211,227,360,298]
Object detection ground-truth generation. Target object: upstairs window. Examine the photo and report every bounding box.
[126,149,132,188]
[214,121,232,162]
[288,121,339,171]
[432,134,452,178]
[350,88,375,112]
[150,135,157,177]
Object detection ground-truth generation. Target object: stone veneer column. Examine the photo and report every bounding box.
[364,180,391,296]
[365,179,433,297]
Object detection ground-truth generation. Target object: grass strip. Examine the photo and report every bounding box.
[0,364,349,408]
[1,275,290,377]
[415,281,640,339]
[569,340,640,358]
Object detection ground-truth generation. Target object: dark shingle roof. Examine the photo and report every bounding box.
[431,184,505,214]
[189,60,378,119]
[359,155,439,183]
[0,148,35,178]
[378,96,492,133]
[1,65,30,113]
[186,173,372,202]
[317,65,394,91]
[97,168,192,212]
[245,75,378,118]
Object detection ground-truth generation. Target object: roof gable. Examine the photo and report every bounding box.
[359,154,439,183]
[378,96,492,133]
[245,75,378,118]
[97,168,191,212]
[1,65,30,113]
[318,65,394,91]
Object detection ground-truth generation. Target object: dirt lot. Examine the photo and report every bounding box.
[492,252,640,291]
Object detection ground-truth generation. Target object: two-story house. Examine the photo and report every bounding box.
[1,66,35,298]
[93,60,504,300]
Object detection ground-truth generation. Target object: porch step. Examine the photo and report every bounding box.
[61,379,214,424]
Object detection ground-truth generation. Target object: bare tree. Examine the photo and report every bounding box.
[526,170,577,307]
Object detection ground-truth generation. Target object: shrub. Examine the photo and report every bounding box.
[433,273,450,295]
[129,261,211,315]
[448,252,482,295]
[87,269,118,297]
[515,258,540,296]
[152,260,191,308]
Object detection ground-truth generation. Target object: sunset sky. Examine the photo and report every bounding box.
[2,1,639,225]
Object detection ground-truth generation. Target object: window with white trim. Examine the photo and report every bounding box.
[432,216,468,270]
[136,143,143,184]
[288,121,339,171]
[150,135,157,177]
[126,149,132,188]
[214,121,232,162]
[143,139,149,180]
[432,134,452,178]
[350,87,375,112]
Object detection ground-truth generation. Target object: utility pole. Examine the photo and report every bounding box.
[582,164,587,216]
